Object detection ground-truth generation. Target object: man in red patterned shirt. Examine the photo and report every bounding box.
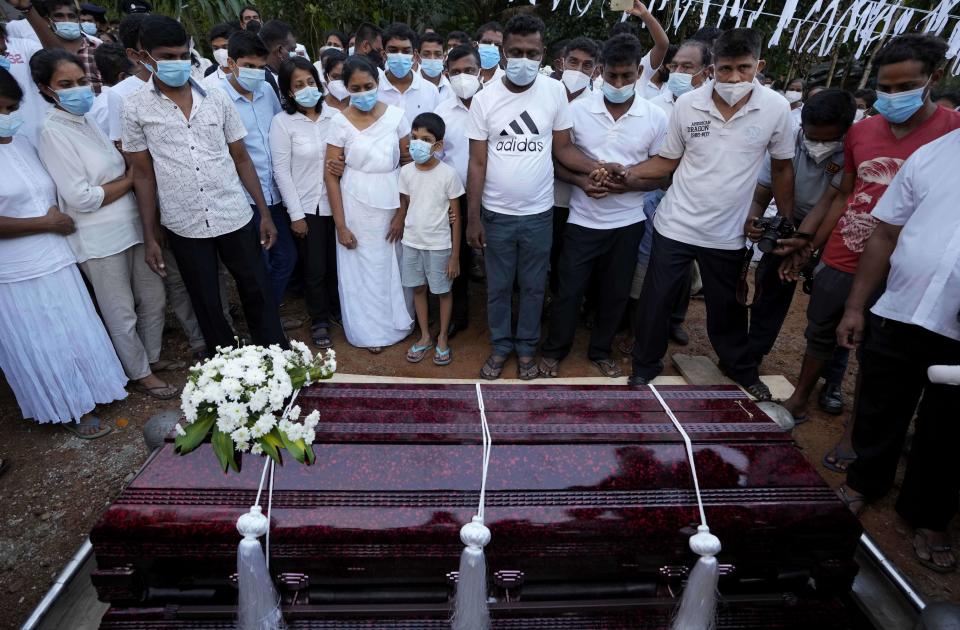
[777,34,960,457]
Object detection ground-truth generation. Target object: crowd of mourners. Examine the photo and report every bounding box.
[0,0,958,573]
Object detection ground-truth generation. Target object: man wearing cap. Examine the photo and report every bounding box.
[79,3,107,37]
[121,0,152,14]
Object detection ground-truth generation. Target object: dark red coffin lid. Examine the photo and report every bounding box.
[297,383,790,444]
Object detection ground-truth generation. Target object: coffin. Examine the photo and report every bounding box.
[90,383,863,626]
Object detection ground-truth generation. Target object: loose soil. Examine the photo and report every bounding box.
[1,279,957,628]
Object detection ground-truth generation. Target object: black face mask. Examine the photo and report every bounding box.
[366,49,384,70]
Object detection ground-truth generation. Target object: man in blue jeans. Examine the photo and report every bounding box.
[466,14,614,380]
[220,30,297,320]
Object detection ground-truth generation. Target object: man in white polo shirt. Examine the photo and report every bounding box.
[377,23,439,127]
[466,14,614,381]
[539,34,668,379]
[435,44,482,337]
[835,128,960,573]
[550,37,599,302]
[418,32,452,101]
[618,28,796,398]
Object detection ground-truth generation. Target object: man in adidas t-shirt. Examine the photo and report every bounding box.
[466,14,613,381]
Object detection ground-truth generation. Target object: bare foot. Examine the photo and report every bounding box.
[138,373,167,389]
[781,395,808,420]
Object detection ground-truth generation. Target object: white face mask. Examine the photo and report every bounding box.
[803,137,843,163]
[449,73,481,100]
[854,108,866,122]
[212,48,229,68]
[714,79,755,106]
[561,69,590,94]
[326,79,349,101]
[784,90,803,104]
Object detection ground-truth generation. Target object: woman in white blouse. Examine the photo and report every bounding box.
[0,67,128,438]
[32,50,177,400]
[270,56,341,349]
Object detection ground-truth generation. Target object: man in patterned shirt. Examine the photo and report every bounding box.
[123,16,286,352]
[777,34,960,433]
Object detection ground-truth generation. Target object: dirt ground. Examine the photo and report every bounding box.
[0,277,957,628]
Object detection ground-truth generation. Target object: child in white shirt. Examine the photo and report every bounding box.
[397,113,465,365]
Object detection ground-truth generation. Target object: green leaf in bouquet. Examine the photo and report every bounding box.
[301,439,316,465]
[174,416,215,455]
[278,428,306,464]
[259,433,283,465]
[211,427,239,473]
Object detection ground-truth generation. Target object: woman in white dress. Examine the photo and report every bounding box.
[33,49,177,400]
[270,56,341,349]
[0,68,127,438]
[324,56,413,352]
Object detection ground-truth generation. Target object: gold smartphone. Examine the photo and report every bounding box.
[610,0,633,11]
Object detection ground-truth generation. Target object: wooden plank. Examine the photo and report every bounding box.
[761,375,795,401]
[671,354,735,386]
[329,373,689,386]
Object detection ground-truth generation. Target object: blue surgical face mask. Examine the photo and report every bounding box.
[350,88,378,112]
[386,53,414,78]
[151,59,192,87]
[667,71,699,97]
[235,66,265,93]
[0,56,10,71]
[55,85,95,115]
[293,85,321,108]
[874,82,928,124]
[420,58,443,78]
[478,44,500,70]
[505,57,539,87]
[53,21,82,40]
[601,80,635,104]
[0,111,24,137]
[409,138,435,164]
[80,22,98,36]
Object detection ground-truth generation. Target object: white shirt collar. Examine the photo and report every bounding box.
[380,68,424,94]
[588,92,648,118]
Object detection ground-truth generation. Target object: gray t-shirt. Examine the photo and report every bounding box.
[758,130,844,223]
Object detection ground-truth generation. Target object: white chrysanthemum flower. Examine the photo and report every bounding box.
[251,414,275,438]
[243,367,267,386]
[303,410,320,429]
[231,426,251,444]
[221,377,244,400]
[235,440,250,453]
[247,388,269,412]
[174,423,186,436]
[250,443,263,455]
[287,405,301,420]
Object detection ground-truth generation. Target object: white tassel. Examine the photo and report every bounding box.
[452,385,493,630]
[672,525,722,630]
[453,516,492,630]
[236,460,285,630]
[649,385,723,630]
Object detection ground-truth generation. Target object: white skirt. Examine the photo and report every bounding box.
[337,196,413,348]
[0,264,128,424]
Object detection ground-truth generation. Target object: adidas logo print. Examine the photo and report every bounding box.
[499,111,540,136]
[496,110,545,152]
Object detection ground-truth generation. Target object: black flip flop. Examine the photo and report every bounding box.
[480,355,507,380]
[914,530,958,574]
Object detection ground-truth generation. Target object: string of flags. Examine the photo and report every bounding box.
[522,0,960,74]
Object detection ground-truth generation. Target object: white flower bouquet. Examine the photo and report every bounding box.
[174,341,336,472]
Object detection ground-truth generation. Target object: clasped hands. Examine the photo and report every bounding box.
[583,161,628,199]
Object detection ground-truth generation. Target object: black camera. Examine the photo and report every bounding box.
[754,216,795,254]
